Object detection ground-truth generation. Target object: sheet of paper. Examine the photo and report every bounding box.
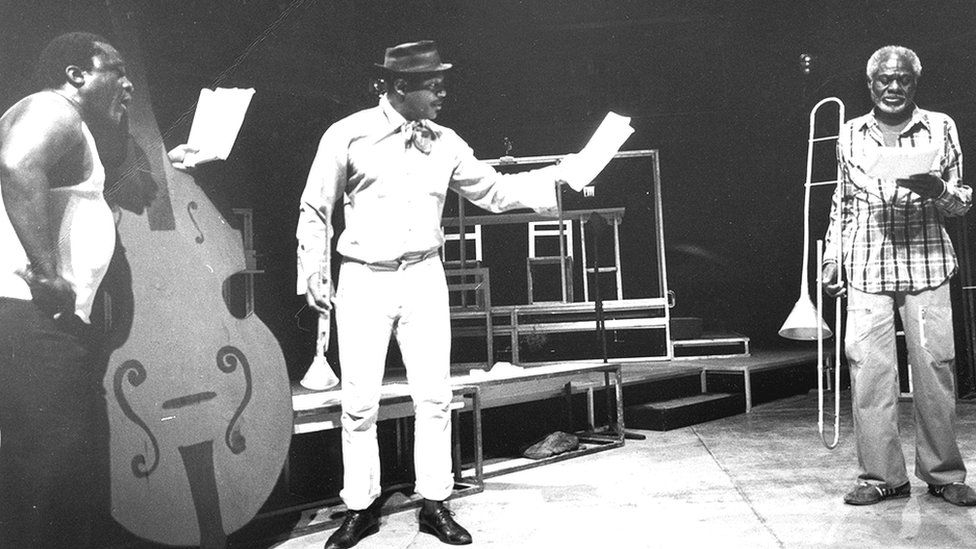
[185,87,255,167]
[860,145,939,180]
[560,112,635,191]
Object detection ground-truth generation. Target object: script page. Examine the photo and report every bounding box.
[561,111,635,191]
[860,145,939,180]
[185,87,256,167]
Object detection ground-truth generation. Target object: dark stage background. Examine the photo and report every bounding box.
[3,0,976,392]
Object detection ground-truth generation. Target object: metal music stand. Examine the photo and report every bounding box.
[586,210,645,441]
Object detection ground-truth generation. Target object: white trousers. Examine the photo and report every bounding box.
[334,256,453,510]
[846,281,965,486]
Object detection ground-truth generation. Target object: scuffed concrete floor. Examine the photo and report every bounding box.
[271,391,976,548]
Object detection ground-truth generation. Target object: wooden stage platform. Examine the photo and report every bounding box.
[448,346,819,413]
[292,348,819,408]
[288,347,821,461]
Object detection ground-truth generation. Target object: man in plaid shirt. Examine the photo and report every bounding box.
[823,45,975,507]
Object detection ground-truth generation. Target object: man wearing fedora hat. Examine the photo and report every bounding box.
[297,40,578,548]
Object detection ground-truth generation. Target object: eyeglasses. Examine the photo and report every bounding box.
[875,74,916,87]
[413,80,447,95]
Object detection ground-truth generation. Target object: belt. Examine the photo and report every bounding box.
[346,249,440,272]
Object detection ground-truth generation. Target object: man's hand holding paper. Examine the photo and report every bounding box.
[167,144,200,170]
[182,87,256,168]
[557,111,635,192]
[896,172,945,199]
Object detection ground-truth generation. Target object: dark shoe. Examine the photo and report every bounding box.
[843,481,911,505]
[929,482,976,507]
[324,509,379,549]
[419,502,472,545]
[523,431,579,460]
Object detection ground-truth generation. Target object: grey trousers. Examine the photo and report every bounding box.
[846,281,965,487]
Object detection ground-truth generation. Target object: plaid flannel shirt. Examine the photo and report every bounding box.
[823,107,971,293]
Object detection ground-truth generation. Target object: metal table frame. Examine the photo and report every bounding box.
[455,361,625,479]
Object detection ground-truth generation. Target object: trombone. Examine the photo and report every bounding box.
[300,309,340,391]
[779,96,845,449]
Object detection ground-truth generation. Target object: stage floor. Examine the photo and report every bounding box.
[270,389,976,549]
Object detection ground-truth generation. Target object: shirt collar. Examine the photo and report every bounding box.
[379,94,407,127]
[860,105,930,134]
[378,94,441,137]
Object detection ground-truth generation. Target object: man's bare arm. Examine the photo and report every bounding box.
[0,96,83,314]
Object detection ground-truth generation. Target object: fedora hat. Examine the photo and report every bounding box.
[375,40,453,73]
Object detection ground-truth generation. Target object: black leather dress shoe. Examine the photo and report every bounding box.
[418,503,472,545]
[324,509,379,549]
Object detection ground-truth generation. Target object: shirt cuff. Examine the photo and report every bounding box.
[296,256,321,295]
[932,180,953,209]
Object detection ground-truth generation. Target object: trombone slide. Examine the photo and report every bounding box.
[816,240,841,449]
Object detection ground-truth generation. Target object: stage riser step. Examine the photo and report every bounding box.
[673,344,748,358]
[704,365,815,406]
[621,374,703,407]
[625,393,743,431]
[672,332,750,359]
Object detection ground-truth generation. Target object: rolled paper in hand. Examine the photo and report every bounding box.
[300,311,339,391]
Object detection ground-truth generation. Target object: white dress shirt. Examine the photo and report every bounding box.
[297,95,561,293]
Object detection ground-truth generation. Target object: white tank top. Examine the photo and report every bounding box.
[0,108,115,323]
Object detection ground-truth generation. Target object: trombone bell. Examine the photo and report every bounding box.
[779,296,833,341]
[300,312,340,391]
[300,354,339,391]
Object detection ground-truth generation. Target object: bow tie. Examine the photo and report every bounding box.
[402,120,435,154]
